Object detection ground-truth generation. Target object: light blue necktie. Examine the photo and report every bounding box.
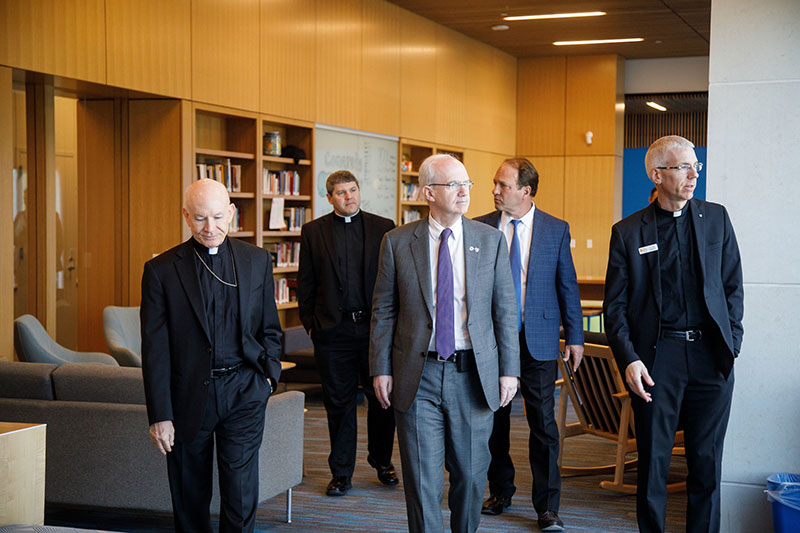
[509,219,522,332]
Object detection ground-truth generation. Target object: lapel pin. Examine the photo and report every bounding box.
[699,213,703,218]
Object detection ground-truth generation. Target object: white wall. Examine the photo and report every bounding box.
[708,1,800,531]
[625,56,709,94]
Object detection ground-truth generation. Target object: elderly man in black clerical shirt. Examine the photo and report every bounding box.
[298,170,398,496]
[604,135,743,533]
[141,178,282,532]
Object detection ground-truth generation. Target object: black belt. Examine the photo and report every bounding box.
[426,349,474,372]
[210,362,243,378]
[345,310,369,323]
[661,329,703,342]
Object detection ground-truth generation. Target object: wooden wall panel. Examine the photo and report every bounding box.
[260,0,317,122]
[0,67,12,359]
[0,0,106,84]
[563,155,615,279]
[565,55,620,156]
[77,100,116,352]
[361,0,401,136]
[192,0,260,112]
[486,49,517,156]
[399,9,437,141]
[435,26,468,148]
[463,149,511,219]
[106,0,191,99]
[528,155,565,220]
[128,100,183,304]
[517,57,565,157]
[316,0,362,129]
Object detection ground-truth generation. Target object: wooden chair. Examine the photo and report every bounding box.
[556,339,685,494]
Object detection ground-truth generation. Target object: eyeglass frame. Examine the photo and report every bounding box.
[654,161,703,173]
[426,180,474,191]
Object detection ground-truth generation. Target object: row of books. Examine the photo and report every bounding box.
[265,241,300,268]
[268,203,307,231]
[228,208,240,233]
[274,277,297,304]
[402,209,422,225]
[263,169,301,195]
[196,159,242,192]
[402,182,421,201]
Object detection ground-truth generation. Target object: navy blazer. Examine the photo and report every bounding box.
[475,207,584,361]
[140,238,283,442]
[603,198,744,378]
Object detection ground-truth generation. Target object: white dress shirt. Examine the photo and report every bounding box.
[427,215,471,351]
[498,202,535,323]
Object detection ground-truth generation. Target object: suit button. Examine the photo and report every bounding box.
[203,380,209,386]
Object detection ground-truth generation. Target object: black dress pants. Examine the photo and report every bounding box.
[487,332,561,514]
[166,366,269,533]
[313,319,396,478]
[632,335,734,533]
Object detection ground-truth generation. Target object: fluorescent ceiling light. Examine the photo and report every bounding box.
[504,11,606,21]
[553,37,644,46]
[646,101,667,112]
[491,24,510,31]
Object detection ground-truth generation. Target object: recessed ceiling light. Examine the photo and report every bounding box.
[491,24,510,31]
[646,101,667,112]
[553,38,644,46]
[504,11,606,21]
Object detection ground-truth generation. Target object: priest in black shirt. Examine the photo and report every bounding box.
[141,178,282,532]
[298,170,398,496]
[604,135,743,533]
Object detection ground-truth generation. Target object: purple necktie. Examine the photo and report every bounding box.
[435,228,455,359]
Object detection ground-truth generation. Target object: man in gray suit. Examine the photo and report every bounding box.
[370,154,520,532]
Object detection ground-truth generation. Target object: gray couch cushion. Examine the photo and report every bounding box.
[53,363,146,405]
[0,360,57,400]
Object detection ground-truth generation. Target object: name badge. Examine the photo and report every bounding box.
[638,243,658,255]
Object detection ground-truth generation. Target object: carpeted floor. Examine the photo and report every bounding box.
[45,386,689,532]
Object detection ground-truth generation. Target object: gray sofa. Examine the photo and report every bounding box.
[0,360,304,520]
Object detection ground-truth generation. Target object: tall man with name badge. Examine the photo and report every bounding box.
[476,158,584,531]
[141,179,283,532]
[298,170,398,496]
[604,136,743,533]
[370,154,519,532]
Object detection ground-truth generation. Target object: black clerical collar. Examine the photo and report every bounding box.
[191,236,230,256]
[654,201,688,219]
[333,210,362,224]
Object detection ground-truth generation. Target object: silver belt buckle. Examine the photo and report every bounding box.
[686,330,701,341]
[437,352,451,362]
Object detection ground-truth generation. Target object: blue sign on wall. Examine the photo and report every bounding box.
[622,146,707,218]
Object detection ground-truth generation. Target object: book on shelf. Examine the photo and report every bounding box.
[228,206,240,233]
[283,207,306,232]
[403,182,421,201]
[264,241,300,268]
[274,277,298,305]
[402,209,422,225]
[195,158,242,192]
[263,169,300,195]
[268,197,286,230]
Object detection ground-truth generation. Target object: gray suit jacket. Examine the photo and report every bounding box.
[369,216,520,413]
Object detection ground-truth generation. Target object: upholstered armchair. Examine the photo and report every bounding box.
[102,306,142,367]
[14,314,118,366]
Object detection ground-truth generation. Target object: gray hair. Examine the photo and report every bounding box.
[645,135,695,174]
[418,153,460,187]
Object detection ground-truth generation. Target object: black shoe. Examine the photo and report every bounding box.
[326,476,352,496]
[538,510,565,531]
[367,455,399,486]
[481,494,512,515]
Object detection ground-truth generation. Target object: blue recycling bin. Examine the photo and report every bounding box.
[766,473,800,533]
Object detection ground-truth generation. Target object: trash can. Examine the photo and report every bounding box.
[766,473,800,533]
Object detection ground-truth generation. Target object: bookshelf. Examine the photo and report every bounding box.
[192,104,314,326]
[260,115,314,322]
[397,139,465,225]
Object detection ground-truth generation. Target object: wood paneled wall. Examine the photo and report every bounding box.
[0,0,516,155]
[517,55,624,279]
[463,149,513,218]
[0,67,12,359]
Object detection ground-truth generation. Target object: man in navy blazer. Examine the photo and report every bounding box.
[475,158,584,531]
[604,136,743,532]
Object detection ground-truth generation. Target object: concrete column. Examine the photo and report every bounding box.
[708,1,800,531]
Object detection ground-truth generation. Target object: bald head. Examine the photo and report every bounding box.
[183,179,236,248]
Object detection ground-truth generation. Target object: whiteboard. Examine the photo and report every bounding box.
[313,125,398,220]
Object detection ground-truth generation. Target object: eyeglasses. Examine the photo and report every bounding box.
[427,180,474,191]
[655,162,703,173]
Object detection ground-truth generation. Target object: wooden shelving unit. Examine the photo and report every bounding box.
[397,139,465,225]
[192,104,314,326]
